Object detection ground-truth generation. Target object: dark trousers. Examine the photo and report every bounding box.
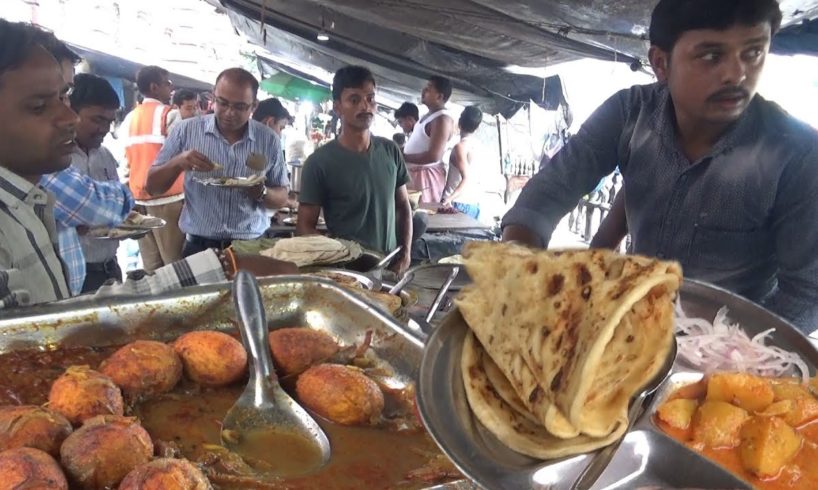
[182,234,233,258]
[81,259,122,293]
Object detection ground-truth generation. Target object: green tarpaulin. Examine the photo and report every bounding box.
[260,72,330,103]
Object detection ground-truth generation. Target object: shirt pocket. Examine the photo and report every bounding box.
[687,225,770,272]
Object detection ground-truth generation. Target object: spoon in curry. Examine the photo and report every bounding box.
[570,337,678,490]
[221,270,331,476]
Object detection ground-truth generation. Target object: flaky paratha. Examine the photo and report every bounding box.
[461,331,627,459]
[457,242,680,440]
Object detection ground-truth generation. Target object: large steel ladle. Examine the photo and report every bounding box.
[221,270,330,476]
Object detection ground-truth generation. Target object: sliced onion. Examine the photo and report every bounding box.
[675,302,809,383]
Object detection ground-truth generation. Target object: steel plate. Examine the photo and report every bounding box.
[0,276,467,488]
[417,279,818,490]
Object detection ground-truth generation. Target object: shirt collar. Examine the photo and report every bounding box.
[0,166,49,209]
[142,97,164,105]
[204,114,254,142]
[654,83,760,162]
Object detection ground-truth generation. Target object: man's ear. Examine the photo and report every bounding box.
[648,46,670,82]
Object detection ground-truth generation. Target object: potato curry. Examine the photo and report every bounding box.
[656,372,818,489]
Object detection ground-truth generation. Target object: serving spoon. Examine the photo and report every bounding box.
[221,270,330,476]
[570,337,678,490]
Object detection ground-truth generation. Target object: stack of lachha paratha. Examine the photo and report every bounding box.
[456,242,682,459]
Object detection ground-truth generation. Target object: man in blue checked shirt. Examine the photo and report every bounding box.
[146,68,289,257]
[38,31,134,296]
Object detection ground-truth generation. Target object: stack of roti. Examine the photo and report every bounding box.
[260,236,356,267]
[455,242,681,459]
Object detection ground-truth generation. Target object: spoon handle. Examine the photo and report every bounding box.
[233,270,278,386]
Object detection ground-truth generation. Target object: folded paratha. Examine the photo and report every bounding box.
[456,242,680,444]
[461,331,628,459]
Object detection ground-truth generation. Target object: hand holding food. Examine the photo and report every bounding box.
[175,150,215,172]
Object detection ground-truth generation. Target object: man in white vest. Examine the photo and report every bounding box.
[403,76,455,204]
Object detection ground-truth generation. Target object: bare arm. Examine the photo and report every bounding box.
[501,224,543,247]
[404,116,454,164]
[295,203,322,237]
[442,143,470,205]
[262,186,289,209]
[391,184,413,274]
[590,190,628,249]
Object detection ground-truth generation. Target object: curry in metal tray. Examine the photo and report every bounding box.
[656,372,818,490]
[0,327,460,489]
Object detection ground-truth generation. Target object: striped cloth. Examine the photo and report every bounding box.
[0,166,70,307]
[153,114,289,240]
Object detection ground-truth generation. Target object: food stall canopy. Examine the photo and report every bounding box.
[218,0,818,118]
[70,44,213,92]
[260,72,331,103]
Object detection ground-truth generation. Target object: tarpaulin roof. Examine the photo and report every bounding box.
[218,0,818,117]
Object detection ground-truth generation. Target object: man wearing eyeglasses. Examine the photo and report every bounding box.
[145,68,289,257]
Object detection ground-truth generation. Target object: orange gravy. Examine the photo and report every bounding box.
[657,381,818,490]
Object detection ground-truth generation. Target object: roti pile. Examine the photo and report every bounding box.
[455,242,681,459]
[260,236,357,267]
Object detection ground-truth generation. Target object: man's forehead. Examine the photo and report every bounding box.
[342,84,376,96]
[0,50,63,97]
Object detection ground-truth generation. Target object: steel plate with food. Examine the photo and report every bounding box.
[87,227,151,240]
[117,211,166,230]
[0,277,464,489]
[418,242,816,489]
[194,175,266,188]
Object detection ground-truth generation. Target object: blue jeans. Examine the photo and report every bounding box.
[453,202,480,220]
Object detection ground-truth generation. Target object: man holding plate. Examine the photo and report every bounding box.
[146,68,289,257]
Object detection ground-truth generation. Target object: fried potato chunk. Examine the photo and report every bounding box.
[296,364,384,425]
[269,327,340,376]
[739,416,802,478]
[656,399,698,430]
[772,382,812,402]
[0,447,68,489]
[691,401,749,448]
[48,366,124,425]
[60,415,153,490]
[172,331,247,387]
[100,340,182,399]
[0,405,72,456]
[706,372,774,412]
[119,458,212,490]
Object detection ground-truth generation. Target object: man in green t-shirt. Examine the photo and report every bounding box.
[297,66,413,274]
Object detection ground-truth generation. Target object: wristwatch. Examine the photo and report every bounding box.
[256,184,268,203]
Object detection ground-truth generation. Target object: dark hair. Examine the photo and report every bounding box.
[392,133,406,146]
[332,66,376,101]
[69,73,120,111]
[459,105,483,133]
[0,20,39,83]
[136,65,169,96]
[172,88,197,107]
[650,0,783,52]
[253,97,291,122]
[428,75,453,102]
[0,19,81,86]
[30,27,81,65]
[215,68,259,99]
[394,102,419,121]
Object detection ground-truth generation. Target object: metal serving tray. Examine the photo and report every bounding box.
[0,276,471,489]
[417,279,818,490]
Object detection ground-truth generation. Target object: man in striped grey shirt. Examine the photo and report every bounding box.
[146,68,289,257]
[0,21,298,310]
